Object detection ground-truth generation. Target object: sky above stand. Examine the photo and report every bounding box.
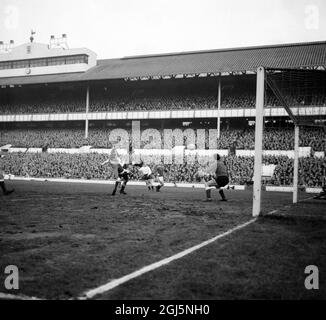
[0,0,325,59]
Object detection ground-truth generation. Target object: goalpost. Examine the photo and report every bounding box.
[252,67,326,217]
[252,67,265,217]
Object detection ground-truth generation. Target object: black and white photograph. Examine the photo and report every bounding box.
[0,0,325,307]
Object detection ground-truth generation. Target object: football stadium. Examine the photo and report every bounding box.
[0,32,325,300]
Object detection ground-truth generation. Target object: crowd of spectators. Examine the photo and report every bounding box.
[0,88,85,114]
[0,99,84,114]
[1,85,325,114]
[2,153,325,187]
[266,155,326,187]
[1,127,325,151]
[88,95,217,112]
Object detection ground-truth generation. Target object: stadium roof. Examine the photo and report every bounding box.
[1,40,326,86]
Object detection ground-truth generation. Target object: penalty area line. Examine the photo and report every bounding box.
[78,217,257,300]
[264,195,316,216]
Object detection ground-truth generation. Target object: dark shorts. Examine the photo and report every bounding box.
[142,174,153,180]
[216,176,229,188]
[118,172,129,182]
[206,175,229,189]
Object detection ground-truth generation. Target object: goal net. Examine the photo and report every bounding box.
[253,67,326,217]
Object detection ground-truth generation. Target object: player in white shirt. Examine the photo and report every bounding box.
[134,161,154,191]
[101,146,127,195]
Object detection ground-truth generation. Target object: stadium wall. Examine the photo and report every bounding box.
[1,106,325,122]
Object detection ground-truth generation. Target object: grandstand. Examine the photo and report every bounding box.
[0,38,325,189]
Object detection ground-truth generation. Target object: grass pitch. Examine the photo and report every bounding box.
[0,180,325,299]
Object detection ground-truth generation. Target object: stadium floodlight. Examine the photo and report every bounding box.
[30,30,36,43]
[9,40,14,50]
[49,34,69,50]
[0,41,14,53]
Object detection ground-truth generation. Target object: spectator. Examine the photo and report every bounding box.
[1,127,324,151]
[3,152,325,187]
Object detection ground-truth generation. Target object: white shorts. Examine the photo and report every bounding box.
[205,178,217,190]
[152,176,164,187]
[110,163,119,179]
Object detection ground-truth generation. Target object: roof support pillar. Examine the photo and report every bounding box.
[85,85,89,139]
[217,76,221,138]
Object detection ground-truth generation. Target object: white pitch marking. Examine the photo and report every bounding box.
[79,218,257,299]
[267,209,278,215]
[298,196,315,202]
[2,195,318,300]
[0,292,42,300]
[80,195,318,299]
[264,196,315,216]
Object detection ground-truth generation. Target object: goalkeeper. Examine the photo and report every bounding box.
[201,154,229,202]
[133,160,155,191]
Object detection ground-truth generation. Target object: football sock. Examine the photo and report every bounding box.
[219,189,227,201]
[0,181,7,194]
[120,185,126,194]
[112,181,119,195]
[0,182,14,195]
